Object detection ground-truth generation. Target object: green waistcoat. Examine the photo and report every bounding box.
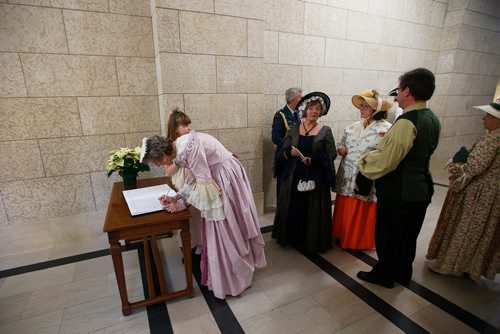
[376,108,441,202]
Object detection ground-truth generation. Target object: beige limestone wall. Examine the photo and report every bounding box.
[0,0,162,230]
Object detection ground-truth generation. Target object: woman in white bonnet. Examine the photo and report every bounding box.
[426,97,500,280]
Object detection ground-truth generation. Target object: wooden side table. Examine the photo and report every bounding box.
[103,177,194,316]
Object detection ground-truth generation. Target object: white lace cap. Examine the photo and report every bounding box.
[298,96,325,113]
[139,137,148,163]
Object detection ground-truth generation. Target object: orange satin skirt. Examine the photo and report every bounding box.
[332,194,376,250]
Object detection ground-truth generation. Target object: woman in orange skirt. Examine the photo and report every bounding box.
[332,90,393,249]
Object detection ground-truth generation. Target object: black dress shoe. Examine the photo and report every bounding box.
[357,271,394,288]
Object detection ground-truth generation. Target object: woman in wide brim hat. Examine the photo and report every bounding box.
[426,98,500,280]
[272,91,337,253]
[332,90,393,250]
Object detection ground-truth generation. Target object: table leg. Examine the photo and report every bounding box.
[109,240,132,315]
[180,227,194,297]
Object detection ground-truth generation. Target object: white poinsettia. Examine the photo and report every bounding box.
[105,147,150,177]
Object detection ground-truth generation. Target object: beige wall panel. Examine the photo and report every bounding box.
[458,25,499,54]
[347,12,384,44]
[429,95,480,117]
[412,25,441,51]
[0,140,44,182]
[78,96,160,135]
[440,25,461,51]
[179,12,247,56]
[304,3,347,39]
[0,97,81,141]
[436,50,455,74]
[467,0,500,17]
[328,95,358,122]
[159,94,184,134]
[109,0,150,16]
[463,11,500,32]
[154,0,214,13]
[440,115,483,138]
[444,10,464,28]
[245,158,263,193]
[263,31,279,64]
[248,94,265,128]
[368,0,401,19]
[342,69,378,95]
[21,54,118,97]
[90,171,120,211]
[1,174,95,225]
[327,0,366,12]
[278,33,325,66]
[64,10,154,57]
[215,0,263,19]
[434,73,452,96]
[39,134,124,176]
[264,94,282,124]
[362,44,398,71]
[400,0,434,25]
[253,191,264,216]
[155,9,180,53]
[430,1,447,27]
[184,94,247,130]
[263,0,303,34]
[375,71,401,96]
[8,0,108,11]
[264,64,302,95]
[0,4,67,53]
[0,53,27,97]
[248,20,264,58]
[0,193,7,226]
[217,56,263,93]
[324,38,363,69]
[125,131,160,149]
[302,66,343,97]
[116,57,157,95]
[219,127,262,160]
[159,53,216,93]
[478,54,500,76]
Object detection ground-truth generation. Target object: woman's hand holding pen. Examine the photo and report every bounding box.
[158,194,176,206]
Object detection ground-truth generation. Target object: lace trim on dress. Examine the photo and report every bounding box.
[180,130,197,166]
[189,180,225,221]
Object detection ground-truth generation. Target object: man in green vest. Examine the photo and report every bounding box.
[356,68,441,288]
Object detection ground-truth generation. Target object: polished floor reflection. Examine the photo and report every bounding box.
[0,176,499,333]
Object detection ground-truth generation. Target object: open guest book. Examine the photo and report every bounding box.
[122,184,176,216]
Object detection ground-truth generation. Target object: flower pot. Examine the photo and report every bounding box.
[122,171,138,190]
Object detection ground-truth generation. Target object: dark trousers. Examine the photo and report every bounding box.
[371,197,429,284]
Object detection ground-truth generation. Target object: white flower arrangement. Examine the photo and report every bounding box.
[105,147,150,177]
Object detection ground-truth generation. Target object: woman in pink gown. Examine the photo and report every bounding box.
[140,133,266,299]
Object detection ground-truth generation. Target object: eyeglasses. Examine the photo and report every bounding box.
[359,103,371,109]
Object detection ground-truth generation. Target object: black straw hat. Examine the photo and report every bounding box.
[297,91,331,116]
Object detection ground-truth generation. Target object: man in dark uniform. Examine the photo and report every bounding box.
[356,68,441,288]
[272,87,302,201]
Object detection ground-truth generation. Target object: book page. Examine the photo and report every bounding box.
[122,184,176,216]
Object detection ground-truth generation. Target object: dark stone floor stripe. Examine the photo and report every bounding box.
[0,244,138,279]
[191,255,244,334]
[137,241,173,334]
[346,249,497,334]
[300,250,429,334]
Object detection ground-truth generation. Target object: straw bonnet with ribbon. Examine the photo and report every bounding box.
[352,90,394,117]
[473,98,500,120]
[297,91,331,116]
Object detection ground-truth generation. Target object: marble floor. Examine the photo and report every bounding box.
[0,171,499,333]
